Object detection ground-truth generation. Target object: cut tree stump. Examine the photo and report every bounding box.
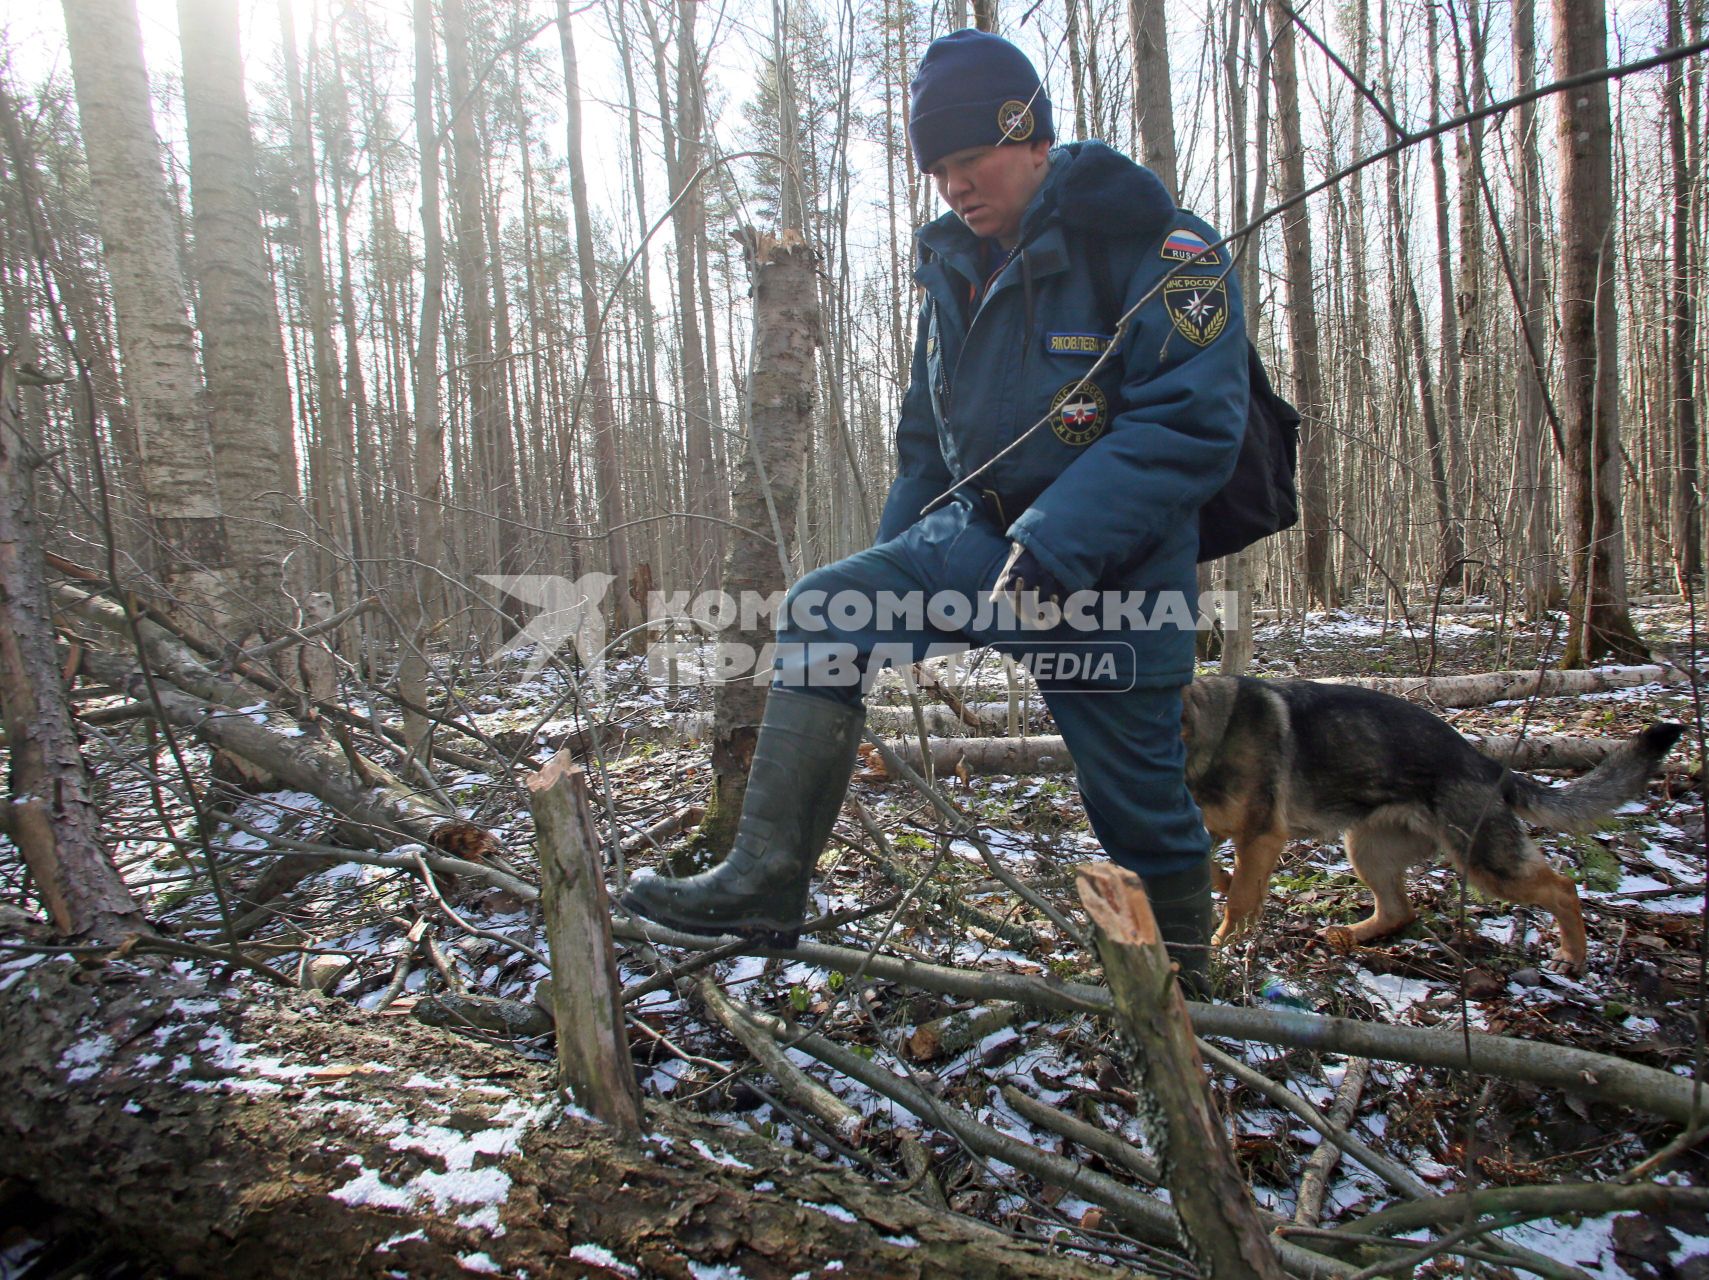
[1076,862,1289,1279]
[529,751,643,1133]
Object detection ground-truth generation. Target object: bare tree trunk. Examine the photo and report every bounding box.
[703,228,820,850]
[1453,0,1491,584]
[1267,0,1335,607]
[400,0,449,754]
[1426,0,1467,586]
[1065,0,1089,140]
[1512,0,1561,617]
[1376,0,1462,591]
[665,0,721,583]
[1553,0,1646,665]
[61,0,237,635]
[177,0,298,635]
[277,0,352,608]
[1128,0,1178,196]
[0,357,145,942]
[442,0,521,631]
[559,0,638,648]
[1667,0,1701,592]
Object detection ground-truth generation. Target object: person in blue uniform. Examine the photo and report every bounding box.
[622,29,1249,990]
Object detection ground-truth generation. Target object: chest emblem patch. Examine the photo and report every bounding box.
[998,99,1036,142]
[1162,274,1230,347]
[1050,380,1108,446]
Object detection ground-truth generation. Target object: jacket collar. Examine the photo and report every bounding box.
[915,140,1178,285]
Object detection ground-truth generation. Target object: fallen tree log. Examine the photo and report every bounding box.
[862,734,1076,778]
[612,919,1707,1124]
[77,647,498,861]
[1319,664,1683,707]
[865,729,1647,780]
[0,950,1132,1280]
[1459,732,1637,771]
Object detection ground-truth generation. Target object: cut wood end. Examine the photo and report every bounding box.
[856,742,889,779]
[1074,863,1161,946]
[526,750,581,793]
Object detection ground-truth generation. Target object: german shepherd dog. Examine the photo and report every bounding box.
[1180,676,1682,972]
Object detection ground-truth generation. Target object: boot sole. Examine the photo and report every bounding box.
[618,893,801,950]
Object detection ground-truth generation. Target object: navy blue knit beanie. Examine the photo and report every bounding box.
[909,29,1054,172]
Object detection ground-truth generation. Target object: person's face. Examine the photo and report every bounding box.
[928,140,1052,247]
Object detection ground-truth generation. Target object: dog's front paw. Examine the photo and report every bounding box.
[1548,944,1586,976]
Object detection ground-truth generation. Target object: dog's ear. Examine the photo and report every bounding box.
[1180,677,1237,760]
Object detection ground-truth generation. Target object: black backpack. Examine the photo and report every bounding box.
[1087,236,1300,563]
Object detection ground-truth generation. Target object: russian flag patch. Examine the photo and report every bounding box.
[1161,228,1215,262]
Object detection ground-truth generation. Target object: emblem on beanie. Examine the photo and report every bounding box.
[998,99,1036,142]
[1050,379,1107,445]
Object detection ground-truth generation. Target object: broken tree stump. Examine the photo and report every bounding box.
[1076,862,1287,1279]
[529,751,643,1134]
[0,354,146,942]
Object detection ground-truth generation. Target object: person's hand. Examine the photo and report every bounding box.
[990,542,1065,629]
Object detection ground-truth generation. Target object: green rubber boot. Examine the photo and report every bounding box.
[1141,862,1213,1000]
[619,690,864,946]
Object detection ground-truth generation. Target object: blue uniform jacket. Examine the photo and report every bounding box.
[875,141,1250,597]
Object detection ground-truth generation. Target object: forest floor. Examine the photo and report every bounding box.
[6,597,1709,1278]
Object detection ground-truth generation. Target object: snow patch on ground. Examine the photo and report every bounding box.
[798,1200,858,1224]
[690,1140,753,1170]
[57,1033,114,1083]
[569,1243,637,1275]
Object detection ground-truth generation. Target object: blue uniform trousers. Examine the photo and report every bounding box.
[771,499,1210,878]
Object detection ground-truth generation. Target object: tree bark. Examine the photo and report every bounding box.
[0,357,145,942]
[0,953,1131,1280]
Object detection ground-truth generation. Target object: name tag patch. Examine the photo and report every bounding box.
[1045,331,1115,357]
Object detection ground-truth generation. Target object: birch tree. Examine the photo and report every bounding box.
[177,0,299,634]
[61,0,237,634]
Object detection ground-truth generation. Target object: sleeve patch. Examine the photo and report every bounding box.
[1162,275,1230,347]
[1160,228,1220,264]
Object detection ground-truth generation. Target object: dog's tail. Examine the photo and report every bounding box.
[1506,722,1684,830]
